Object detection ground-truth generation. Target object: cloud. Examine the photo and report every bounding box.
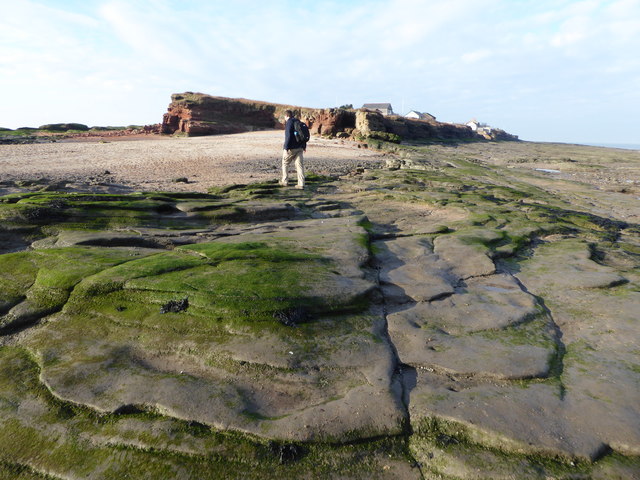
[97,1,202,73]
[461,50,493,64]
[0,0,638,141]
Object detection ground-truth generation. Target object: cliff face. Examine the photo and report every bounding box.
[162,92,353,138]
[356,109,479,141]
[304,109,356,136]
[162,93,281,135]
[162,92,517,142]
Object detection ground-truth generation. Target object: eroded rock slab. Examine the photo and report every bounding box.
[387,273,554,379]
[514,238,640,457]
[408,371,638,461]
[0,347,417,479]
[374,236,455,303]
[518,238,627,290]
[405,236,639,474]
[389,274,539,335]
[433,233,496,279]
[0,247,147,331]
[22,216,407,443]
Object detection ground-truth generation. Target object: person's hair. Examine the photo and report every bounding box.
[284,109,294,118]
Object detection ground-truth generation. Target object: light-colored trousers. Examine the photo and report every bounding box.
[281,148,305,187]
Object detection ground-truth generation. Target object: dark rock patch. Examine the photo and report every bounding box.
[268,441,307,464]
[159,297,189,314]
[273,305,309,327]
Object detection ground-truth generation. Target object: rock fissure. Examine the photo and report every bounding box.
[360,222,428,474]
[510,272,568,396]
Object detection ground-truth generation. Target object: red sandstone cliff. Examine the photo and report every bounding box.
[161,92,517,142]
[161,92,353,137]
[162,93,283,135]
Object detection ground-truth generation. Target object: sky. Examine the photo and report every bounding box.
[0,0,638,143]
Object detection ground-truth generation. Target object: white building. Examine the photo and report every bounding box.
[466,119,489,131]
[406,110,436,121]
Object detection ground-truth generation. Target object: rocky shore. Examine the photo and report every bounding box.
[0,132,639,479]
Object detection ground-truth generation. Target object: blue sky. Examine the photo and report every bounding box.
[1,0,638,143]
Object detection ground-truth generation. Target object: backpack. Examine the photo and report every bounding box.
[293,119,310,144]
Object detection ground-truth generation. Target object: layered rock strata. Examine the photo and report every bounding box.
[161,92,514,142]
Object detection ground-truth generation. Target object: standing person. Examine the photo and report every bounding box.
[280,110,306,189]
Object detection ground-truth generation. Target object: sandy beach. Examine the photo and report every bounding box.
[0,131,388,194]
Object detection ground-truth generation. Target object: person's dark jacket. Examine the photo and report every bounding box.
[284,118,305,150]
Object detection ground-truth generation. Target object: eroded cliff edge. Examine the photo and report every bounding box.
[161,92,517,142]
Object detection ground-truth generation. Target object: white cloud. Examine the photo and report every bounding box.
[0,0,638,141]
[461,50,493,64]
[98,1,202,72]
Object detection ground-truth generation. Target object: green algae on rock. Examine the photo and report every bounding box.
[22,220,406,444]
[1,140,639,478]
[0,347,418,479]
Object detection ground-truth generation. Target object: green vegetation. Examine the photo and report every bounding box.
[0,247,145,330]
[1,140,639,478]
[411,416,598,479]
[368,130,402,143]
[354,130,402,145]
[0,128,41,138]
[38,123,89,132]
[0,124,144,144]
[0,347,414,479]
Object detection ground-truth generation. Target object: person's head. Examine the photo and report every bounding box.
[284,109,294,120]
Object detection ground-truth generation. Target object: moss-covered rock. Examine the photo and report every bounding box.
[20,217,406,445]
[0,347,419,479]
[1,141,639,478]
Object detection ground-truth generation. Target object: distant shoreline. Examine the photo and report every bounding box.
[520,140,640,151]
[576,142,640,151]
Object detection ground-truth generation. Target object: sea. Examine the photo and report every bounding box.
[578,143,640,151]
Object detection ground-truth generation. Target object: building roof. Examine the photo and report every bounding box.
[362,103,393,110]
[406,110,436,120]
